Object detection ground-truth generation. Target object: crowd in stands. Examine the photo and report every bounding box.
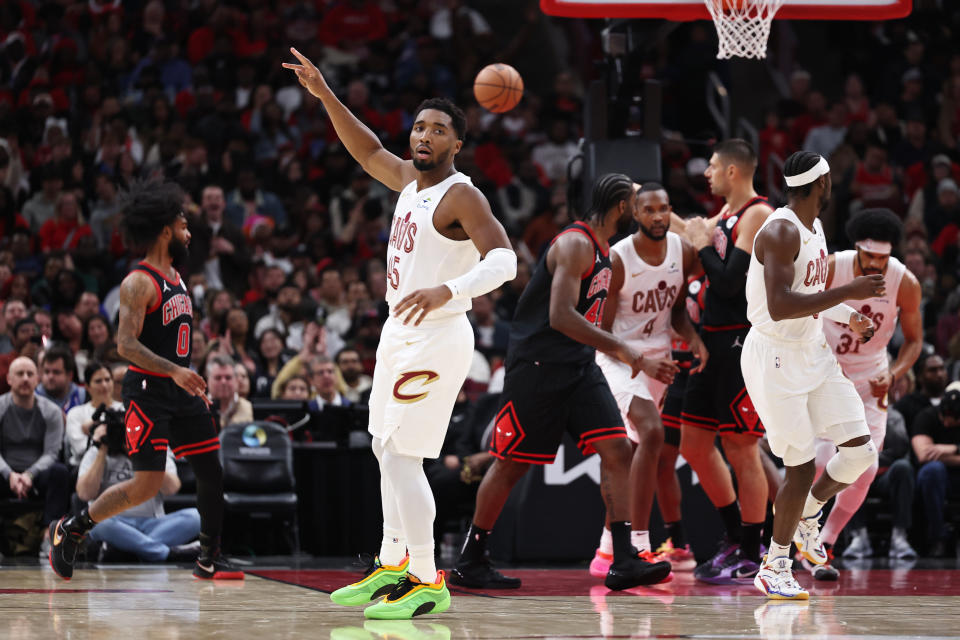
[0,0,959,560]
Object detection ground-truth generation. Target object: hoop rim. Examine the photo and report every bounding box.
[540,0,912,21]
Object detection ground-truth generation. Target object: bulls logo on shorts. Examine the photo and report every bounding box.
[730,388,764,435]
[124,401,154,454]
[492,402,526,456]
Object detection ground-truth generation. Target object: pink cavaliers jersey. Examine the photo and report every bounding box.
[822,250,905,383]
[609,231,684,357]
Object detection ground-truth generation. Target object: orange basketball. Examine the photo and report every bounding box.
[473,64,524,114]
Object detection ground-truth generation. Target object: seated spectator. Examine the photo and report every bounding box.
[843,407,917,559]
[895,353,947,431]
[0,357,69,556]
[75,291,102,321]
[65,361,124,468]
[0,318,42,394]
[425,390,498,539]
[21,164,63,231]
[79,314,116,368]
[37,344,87,413]
[225,167,287,230]
[470,294,510,361]
[252,328,292,398]
[206,355,253,427]
[850,141,901,213]
[186,185,251,298]
[110,362,128,405]
[803,101,849,159]
[279,374,311,401]
[307,355,350,411]
[76,424,201,563]
[235,363,252,400]
[0,299,28,355]
[912,389,960,557]
[38,192,94,253]
[335,347,371,404]
[928,179,960,252]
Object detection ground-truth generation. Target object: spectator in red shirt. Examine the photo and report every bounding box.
[851,141,902,213]
[38,192,93,253]
[318,0,388,50]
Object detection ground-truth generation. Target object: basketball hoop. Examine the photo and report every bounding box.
[703,0,786,59]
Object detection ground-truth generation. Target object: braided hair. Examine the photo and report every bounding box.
[582,173,634,222]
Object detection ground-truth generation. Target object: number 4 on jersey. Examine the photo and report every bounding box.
[584,299,606,326]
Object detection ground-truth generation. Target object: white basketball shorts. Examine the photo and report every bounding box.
[741,329,869,467]
[368,314,474,458]
[596,350,668,444]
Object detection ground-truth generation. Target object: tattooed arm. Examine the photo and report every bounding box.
[116,271,207,397]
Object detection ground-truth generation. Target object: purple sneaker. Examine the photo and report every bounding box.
[693,538,739,584]
[696,546,760,585]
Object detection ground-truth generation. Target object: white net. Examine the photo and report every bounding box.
[703,0,786,59]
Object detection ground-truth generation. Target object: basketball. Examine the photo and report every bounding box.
[473,63,524,114]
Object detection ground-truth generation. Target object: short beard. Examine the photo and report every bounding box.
[169,237,189,267]
[412,157,438,171]
[638,221,668,240]
[342,370,360,385]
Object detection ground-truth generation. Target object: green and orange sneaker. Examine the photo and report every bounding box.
[364,571,451,620]
[331,555,410,607]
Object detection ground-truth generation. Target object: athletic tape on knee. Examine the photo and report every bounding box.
[825,440,877,485]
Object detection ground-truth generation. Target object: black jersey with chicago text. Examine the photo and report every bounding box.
[506,221,612,366]
[701,196,772,329]
[131,262,194,371]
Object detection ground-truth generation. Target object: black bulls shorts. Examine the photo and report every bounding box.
[681,327,764,437]
[122,368,220,471]
[490,359,626,465]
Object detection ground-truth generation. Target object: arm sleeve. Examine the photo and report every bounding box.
[27,401,64,478]
[443,248,517,301]
[822,303,857,325]
[697,246,751,298]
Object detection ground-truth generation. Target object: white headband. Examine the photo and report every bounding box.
[784,157,830,187]
[856,240,892,255]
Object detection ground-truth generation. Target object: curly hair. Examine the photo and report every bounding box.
[118,179,185,252]
[845,208,903,247]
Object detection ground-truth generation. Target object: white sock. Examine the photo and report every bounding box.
[768,540,791,561]
[802,493,826,519]
[407,543,437,583]
[379,530,406,567]
[599,527,613,555]
[631,530,651,553]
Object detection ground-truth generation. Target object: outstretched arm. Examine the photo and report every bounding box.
[283,48,416,192]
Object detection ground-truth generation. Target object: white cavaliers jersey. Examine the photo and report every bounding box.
[385,172,480,319]
[823,250,905,382]
[609,231,684,355]
[746,207,829,342]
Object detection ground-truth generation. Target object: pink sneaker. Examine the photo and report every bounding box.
[589,550,613,578]
[655,539,696,572]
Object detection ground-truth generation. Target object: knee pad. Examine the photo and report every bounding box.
[826,440,877,485]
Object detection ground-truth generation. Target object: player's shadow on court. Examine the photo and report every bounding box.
[330,620,451,640]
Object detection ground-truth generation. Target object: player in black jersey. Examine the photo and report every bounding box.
[670,139,774,583]
[49,180,242,581]
[451,174,672,591]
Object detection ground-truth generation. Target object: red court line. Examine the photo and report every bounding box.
[247,568,960,598]
[0,589,173,594]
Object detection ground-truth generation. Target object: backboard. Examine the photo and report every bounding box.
[541,0,912,20]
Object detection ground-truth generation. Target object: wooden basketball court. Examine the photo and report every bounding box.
[1,559,957,638]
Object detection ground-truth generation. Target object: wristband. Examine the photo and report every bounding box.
[822,303,857,325]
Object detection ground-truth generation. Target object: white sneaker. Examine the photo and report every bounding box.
[842,527,873,559]
[800,555,839,581]
[754,556,809,600]
[888,528,917,559]
[793,511,828,565]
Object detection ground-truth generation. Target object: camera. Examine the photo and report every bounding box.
[92,404,127,455]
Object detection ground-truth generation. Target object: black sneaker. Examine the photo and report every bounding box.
[193,553,245,580]
[449,556,521,589]
[48,517,86,581]
[604,552,672,590]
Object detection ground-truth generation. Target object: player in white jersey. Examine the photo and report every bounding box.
[742,151,884,600]
[806,209,922,580]
[590,183,707,577]
[284,49,517,619]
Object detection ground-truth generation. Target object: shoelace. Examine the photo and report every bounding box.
[764,561,803,592]
[386,575,420,601]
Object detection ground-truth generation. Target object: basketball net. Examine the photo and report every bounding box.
[703,0,786,59]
